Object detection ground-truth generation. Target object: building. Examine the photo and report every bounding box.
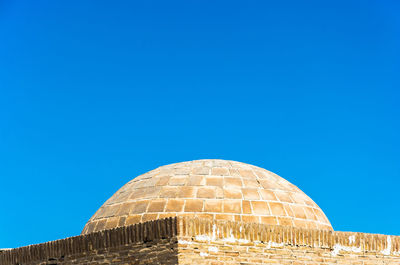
[1,159,399,264]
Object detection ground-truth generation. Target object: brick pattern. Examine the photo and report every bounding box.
[0,218,178,265]
[2,217,399,265]
[178,217,400,254]
[179,241,400,265]
[178,217,400,264]
[82,160,332,234]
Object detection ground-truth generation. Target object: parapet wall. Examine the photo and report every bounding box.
[178,217,400,264]
[0,218,178,265]
[1,217,399,265]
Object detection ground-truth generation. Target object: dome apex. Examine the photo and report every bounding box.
[82,159,332,234]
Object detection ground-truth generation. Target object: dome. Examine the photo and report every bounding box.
[82,159,332,234]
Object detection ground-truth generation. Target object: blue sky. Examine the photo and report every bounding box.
[0,0,399,248]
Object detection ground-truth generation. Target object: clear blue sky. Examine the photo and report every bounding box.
[1,0,399,248]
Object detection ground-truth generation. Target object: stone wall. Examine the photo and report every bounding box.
[178,218,400,264]
[1,217,400,265]
[0,218,178,265]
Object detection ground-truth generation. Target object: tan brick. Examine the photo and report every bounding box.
[155,175,171,186]
[283,204,294,216]
[95,219,106,231]
[261,216,278,225]
[290,192,307,204]
[303,196,315,206]
[242,178,259,188]
[212,167,230,176]
[147,200,166,212]
[242,200,252,214]
[141,213,158,222]
[269,202,286,216]
[253,170,269,179]
[251,201,270,215]
[195,213,214,220]
[102,205,120,217]
[259,189,277,201]
[164,199,184,212]
[224,188,242,199]
[159,186,179,198]
[158,213,177,219]
[173,167,191,175]
[223,200,241,213]
[82,159,336,233]
[258,179,281,189]
[130,186,160,199]
[293,218,307,228]
[229,168,241,177]
[192,166,210,175]
[125,215,141,225]
[242,215,258,223]
[85,221,97,233]
[278,217,293,226]
[104,217,119,229]
[215,187,224,199]
[291,205,307,219]
[130,200,149,214]
[313,208,327,223]
[187,175,205,186]
[184,199,203,212]
[169,175,187,186]
[197,187,216,198]
[242,188,260,200]
[177,186,196,198]
[118,216,126,226]
[117,202,135,215]
[275,191,293,203]
[234,214,241,222]
[224,177,242,188]
[206,176,223,186]
[319,224,332,230]
[204,200,222,212]
[215,214,234,221]
[304,207,318,220]
[238,169,256,178]
[306,220,318,229]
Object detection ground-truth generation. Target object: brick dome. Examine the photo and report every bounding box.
[82,159,332,234]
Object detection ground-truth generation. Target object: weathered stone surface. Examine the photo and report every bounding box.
[1,217,399,265]
[82,159,332,234]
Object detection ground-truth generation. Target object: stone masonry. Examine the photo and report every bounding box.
[3,160,398,264]
[2,217,400,265]
[83,160,332,234]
